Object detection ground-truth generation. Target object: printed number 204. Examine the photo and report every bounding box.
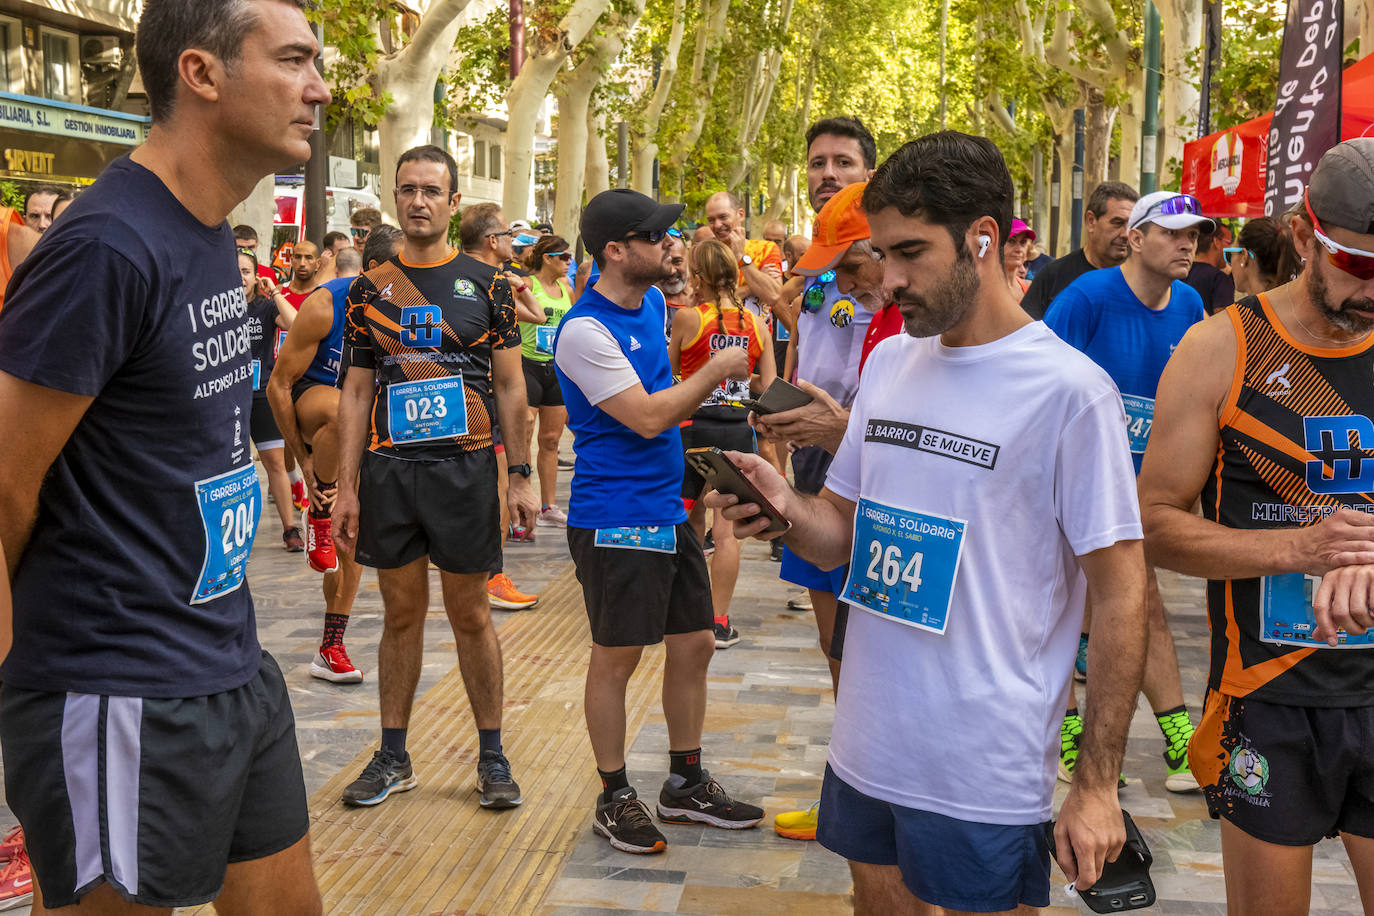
[404,395,448,422]
[220,498,256,556]
[866,541,924,591]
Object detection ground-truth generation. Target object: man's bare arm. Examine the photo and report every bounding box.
[266,287,333,467]
[491,346,532,467]
[597,347,749,440]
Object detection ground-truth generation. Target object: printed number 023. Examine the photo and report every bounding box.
[220,498,256,556]
[866,540,924,591]
[403,395,448,422]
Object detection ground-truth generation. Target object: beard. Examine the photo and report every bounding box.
[1310,266,1374,335]
[658,273,687,296]
[894,246,981,338]
[625,247,671,286]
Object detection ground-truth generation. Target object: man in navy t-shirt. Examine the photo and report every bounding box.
[554,189,764,854]
[1045,190,1210,798]
[0,2,330,911]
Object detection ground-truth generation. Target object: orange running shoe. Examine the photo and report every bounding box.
[290,477,308,512]
[488,573,538,610]
[0,847,33,911]
[0,827,21,864]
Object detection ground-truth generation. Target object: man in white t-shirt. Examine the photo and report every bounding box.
[710,131,1148,912]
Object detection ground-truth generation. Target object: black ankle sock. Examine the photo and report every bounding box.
[381,728,407,757]
[478,728,502,756]
[1154,703,1187,719]
[1065,707,1080,719]
[669,748,703,785]
[598,766,630,802]
[321,613,348,648]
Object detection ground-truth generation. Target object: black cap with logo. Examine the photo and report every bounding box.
[580,189,684,260]
[1308,139,1374,236]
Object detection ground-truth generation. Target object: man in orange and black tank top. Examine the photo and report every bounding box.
[1142,139,1374,914]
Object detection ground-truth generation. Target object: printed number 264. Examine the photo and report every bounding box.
[866,540,923,591]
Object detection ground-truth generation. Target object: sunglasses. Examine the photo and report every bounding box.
[1130,194,1203,229]
[802,269,837,312]
[548,251,572,260]
[666,227,683,239]
[487,229,516,239]
[621,228,669,244]
[1305,191,1374,281]
[1222,246,1254,267]
[350,227,369,238]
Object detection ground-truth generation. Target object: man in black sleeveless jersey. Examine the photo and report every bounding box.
[1142,139,1374,914]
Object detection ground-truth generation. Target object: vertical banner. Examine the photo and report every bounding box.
[1264,0,1344,216]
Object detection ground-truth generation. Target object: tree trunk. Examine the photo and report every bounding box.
[1032,146,1050,242]
[1083,85,1117,202]
[1117,82,1144,190]
[667,0,730,169]
[1156,0,1203,186]
[631,0,687,195]
[586,110,610,198]
[1056,131,1075,254]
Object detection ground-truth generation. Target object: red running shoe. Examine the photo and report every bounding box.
[0,827,21,864]
[310,644,363,683]
[291,478,308,512]
[0,848,33,911]
[304,509,338,573]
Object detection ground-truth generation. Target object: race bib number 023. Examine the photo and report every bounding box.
[841,498,967,635]
[387,375,468,445]
[192,463,260,604]
[1260,572,1374,648]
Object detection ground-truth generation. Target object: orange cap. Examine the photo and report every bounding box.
[793,181,870,276]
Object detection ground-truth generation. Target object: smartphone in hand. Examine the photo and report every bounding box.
[685,447,790,535]
[742,378,814,415]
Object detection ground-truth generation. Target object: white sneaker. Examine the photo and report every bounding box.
[537,504,568,527]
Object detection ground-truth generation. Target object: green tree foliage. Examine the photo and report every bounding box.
[1209,0,1284,131]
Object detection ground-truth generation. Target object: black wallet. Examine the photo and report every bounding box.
[1044,809,1155,912]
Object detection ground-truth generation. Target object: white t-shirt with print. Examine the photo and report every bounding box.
[823,322,1142,825]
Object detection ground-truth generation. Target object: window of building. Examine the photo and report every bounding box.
[489,144,501,181]
[0,17,21,93]
[41,28,79,103]
[474,139,487,179]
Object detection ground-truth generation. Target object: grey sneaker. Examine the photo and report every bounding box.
[657,771,763,829]
[476,749,523,808]
[342,747,417,806]
[594,787,667,853]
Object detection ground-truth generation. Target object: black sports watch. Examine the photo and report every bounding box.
[507,463,532,478]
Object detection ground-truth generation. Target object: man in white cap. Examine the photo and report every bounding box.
[1044,190,1210,795]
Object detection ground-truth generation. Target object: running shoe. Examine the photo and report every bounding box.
[311,644,363,684]
[291,477,308,512]
[703,530,715,557]
[770,540,784,562]
[1073,633,1089,682]
[282,526,304,553]
[1057,712,1083,783]
[1161,711,1201,793]
[593,787,666,854]
[476,749,523,808]
[304,509,338,573]
[536,504,568,527]
[774,801,819,840]
[0,848,33,911]
[786,590,812,611]
[341,747,417,806]
[0,827,21,864]
[714,621,740,649]
[558,457,575,471]
[657,771,764,829]
[488,573,538,610]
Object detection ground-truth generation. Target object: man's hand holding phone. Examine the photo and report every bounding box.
[751,379,848,454]
[702,451,794,541]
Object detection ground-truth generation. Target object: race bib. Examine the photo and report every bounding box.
[535,324,557,356]
[841,498,967,635]
[191,464,261,604]
[1122,394,1154,455]
[1260,572,1374,648]
[250,359,261,391]
[275,328,287,359]
[387,375,468,445]
[594,526,677,553]
[705,377,751,408]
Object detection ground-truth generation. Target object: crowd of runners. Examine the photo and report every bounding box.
[0,1,1371,915]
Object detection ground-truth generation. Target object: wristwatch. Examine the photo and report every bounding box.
[507,463,532,478]
[739,254,754,268]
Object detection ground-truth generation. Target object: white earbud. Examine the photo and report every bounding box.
[977,234,992,258]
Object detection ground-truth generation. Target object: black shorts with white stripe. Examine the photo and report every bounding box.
[0,651,309,908]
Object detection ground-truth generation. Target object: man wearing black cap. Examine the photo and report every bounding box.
[1142,138,1374,913]
[553,188,764,854]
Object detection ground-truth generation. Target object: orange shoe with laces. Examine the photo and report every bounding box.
[488,573,538,610]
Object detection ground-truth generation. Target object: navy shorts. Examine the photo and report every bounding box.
[817,764,1051,913]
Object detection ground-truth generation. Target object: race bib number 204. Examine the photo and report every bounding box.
[191,464,260,604]
[841,497,967,635]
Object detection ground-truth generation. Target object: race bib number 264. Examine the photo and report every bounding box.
[841,498,967,635]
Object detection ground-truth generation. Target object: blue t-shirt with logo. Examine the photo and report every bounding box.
[0,156,262,698]
[554,284,688,529]
[1044,265,1204,472]
[301,275,353,387]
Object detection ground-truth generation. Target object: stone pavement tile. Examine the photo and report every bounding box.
[675,884,848,915]
[543,876,686,912]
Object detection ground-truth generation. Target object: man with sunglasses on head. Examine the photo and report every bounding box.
[1045,190,1208,795]
[1141,138,1374,915]
[554,188,765,854]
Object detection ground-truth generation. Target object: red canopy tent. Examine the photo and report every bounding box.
[1182,53,1374,218]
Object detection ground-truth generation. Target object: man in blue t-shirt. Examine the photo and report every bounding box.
[1045,189,1210,798]
[0,2,330,912]
[554,189,764,854]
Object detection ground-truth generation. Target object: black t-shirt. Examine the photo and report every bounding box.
[246,291,279,397]
[343,250,520,459]
[1185,261,1236,315]
[0,156,261,697]
[1020,248,1095,320]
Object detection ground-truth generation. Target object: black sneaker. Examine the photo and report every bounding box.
[703,530,715,556]
[341,747,417,806]
[657,771,763,829]
[593,787,667,854]
[476,749,523,808]
[714,621,740,649]
[769,539,784,562]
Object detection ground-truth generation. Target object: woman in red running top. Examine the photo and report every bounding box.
[669,239,776,649]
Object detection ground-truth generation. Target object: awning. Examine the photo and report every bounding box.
[1182,53,1374,218]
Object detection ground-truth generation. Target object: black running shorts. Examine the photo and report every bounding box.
[249,396,283,450]
[680,416,757,501]
[355,448,502,575]
[1191,690,1374,845]
[568,522,713,646]
[523,356,564,408]
[291,376,333,405]
[0,652,309,909]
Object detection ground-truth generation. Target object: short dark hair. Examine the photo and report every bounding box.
[24,185,65,210]
[529,234,570,271]
[350,207,382,229]
[861,131,1013,252]
[396,144,458,196]
[362,224,403,270]
[136,0,307,124]
[806,117,878,170]
[233,223,259,243]
[1238,216,1302,284]
[1086,181,1139,217]
[459,203,503,252]
[322,230,348,252]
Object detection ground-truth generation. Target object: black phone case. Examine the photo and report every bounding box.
[749,379,814,415]
[684,447,791,534]
[1044,810,1155,913]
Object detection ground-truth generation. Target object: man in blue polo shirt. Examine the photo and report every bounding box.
[1045,189,1210,795]
[554,189,765,854]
